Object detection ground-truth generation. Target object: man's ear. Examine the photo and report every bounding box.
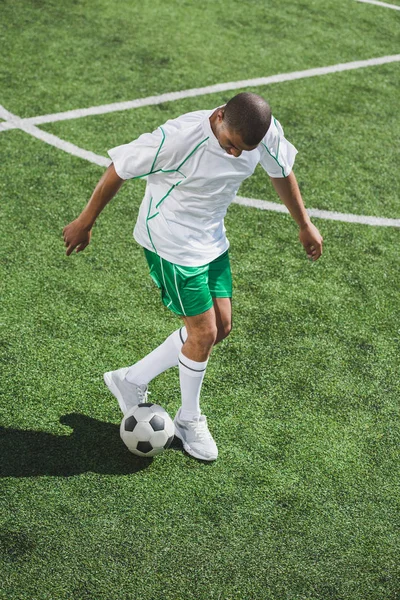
[217,108,225,123]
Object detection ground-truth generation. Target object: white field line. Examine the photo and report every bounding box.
[0,105,109,167]
[1,57,400,228]
[4,105,399,227]
[0,120,18,132]
[357,0,400,10]
[234,197,400,228]
[0,54,400,131]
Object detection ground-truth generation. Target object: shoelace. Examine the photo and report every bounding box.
[136,385,149,403]
[187,417,212,441]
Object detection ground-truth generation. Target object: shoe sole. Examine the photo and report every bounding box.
[174,422,218,462]
[103,371,127,415]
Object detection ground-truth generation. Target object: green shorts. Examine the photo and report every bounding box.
[144,248,232,317]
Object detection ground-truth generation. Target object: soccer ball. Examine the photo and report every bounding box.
[120,403,175,457]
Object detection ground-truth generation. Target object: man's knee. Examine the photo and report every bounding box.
[202,324,219,348]
[187,322,218,350]
[216,320,232,343]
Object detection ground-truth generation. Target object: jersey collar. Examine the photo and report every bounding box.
[202,109,225,150]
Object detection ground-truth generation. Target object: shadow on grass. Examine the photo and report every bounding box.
[0,413,183,477]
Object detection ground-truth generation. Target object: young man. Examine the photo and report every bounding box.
[63,92,323,462]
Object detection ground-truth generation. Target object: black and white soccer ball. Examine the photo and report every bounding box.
[120,403,175,457]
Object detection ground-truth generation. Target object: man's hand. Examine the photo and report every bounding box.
[63,218,92,256]
[62,164,124,257]
[299,222,323,262]
[270,173,323,262]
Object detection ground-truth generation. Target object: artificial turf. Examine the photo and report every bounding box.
[1,1,400,598]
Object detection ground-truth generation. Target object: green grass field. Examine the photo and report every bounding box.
[1,1,400,599]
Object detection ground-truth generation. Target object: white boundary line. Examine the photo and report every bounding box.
[357,0,400,10]
[1,56,400,228]
[1,54,400,130]
[0,104,109,167]
[234,197,400,228]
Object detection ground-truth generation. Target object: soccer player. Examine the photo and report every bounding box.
[63,92,323,461]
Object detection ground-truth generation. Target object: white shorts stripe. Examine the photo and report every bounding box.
[173,265,186,317]
[160,258,170,298]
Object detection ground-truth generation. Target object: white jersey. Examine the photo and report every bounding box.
[108,108,297,266]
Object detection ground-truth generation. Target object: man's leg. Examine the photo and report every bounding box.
[174,306,217,459]
[177,298,231,420]
[174,299,232,461]
[213,297,232,344]
[177,306,218,420]
[124,297,231,401]
[179,298,232,421]
[125,326,187,385]
[104,326,187,415]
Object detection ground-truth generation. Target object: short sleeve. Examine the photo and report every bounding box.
[258,117,298,178]
[107,127,166,180]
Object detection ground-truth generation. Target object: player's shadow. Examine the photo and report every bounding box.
[0,413,181,478]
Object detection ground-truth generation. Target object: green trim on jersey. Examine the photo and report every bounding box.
[129,128,166,181]
[143,248,232,317]
[273,118,281,165]
[145,197,158,253]
[150,126,166,173]
[176,136,209,171]
[155,180,183,209]
[144,135,210,253]
[261,138,286,178]
[131,131,209,182]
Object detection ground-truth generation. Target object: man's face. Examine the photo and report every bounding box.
[214,110,259,157]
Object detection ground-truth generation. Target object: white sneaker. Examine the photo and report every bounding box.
[174,408,218,461]
[103,367,148,415]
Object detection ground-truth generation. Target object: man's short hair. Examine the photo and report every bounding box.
[223,92,272,146]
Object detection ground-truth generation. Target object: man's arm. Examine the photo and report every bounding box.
[270,171,323,262]
[63,163,124,256]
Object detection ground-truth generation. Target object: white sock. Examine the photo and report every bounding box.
[178,352,208,421]
[125,327,187,385]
